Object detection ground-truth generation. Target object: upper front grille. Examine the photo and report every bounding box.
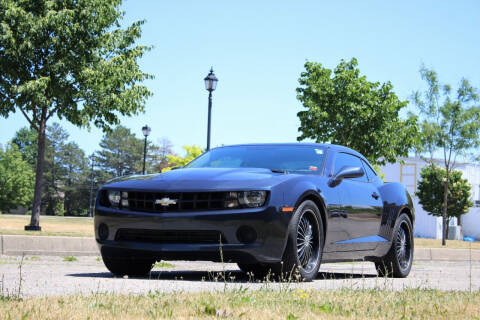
[125,191,229,213]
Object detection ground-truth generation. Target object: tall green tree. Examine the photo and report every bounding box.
[43,123,69,215]
[0,0,152,229]
[62,142,90,216]
[0,144,34,212]
[416,165,473,228]
[296,58,418,165]
[412,66,480,245]
[96,125,145,177]
[11,127,38,167]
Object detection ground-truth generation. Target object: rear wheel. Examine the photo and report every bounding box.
[102,253,155,277]
[375,213,414,278]
[273,200,324,282]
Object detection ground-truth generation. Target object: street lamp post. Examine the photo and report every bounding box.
[204,67,218,151]
[142,125,151,174]
[88,154,95,217]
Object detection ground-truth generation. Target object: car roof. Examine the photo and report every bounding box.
[213,143,366,160]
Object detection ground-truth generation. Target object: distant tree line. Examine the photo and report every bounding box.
[0,123,193,216]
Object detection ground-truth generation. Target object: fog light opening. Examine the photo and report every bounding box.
[236,226,257,244]
[98,223,109,241]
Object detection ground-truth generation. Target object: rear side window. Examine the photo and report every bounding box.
[333,152,368,182]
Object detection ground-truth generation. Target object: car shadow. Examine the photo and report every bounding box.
[67,269,378,282]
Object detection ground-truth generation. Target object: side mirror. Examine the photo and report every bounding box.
[330,166,364,186]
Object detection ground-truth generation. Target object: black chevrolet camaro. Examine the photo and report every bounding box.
[94,143,414,281]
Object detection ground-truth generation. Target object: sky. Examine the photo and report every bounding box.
[1,0,479,156]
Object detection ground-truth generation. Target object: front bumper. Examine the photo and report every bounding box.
[94,205,291,264]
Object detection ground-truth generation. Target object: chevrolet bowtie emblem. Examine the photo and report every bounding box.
[155,197,177,206]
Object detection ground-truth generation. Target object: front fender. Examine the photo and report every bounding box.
[273,177,330,258]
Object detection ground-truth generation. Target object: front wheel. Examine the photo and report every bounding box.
[376,213,414,278]
[102,253,155,277]
[273,200,324,282]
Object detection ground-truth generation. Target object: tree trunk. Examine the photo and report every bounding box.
[441,169,450,246]
[25,117,47,231]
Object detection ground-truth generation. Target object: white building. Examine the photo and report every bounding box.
[381,157,480,239]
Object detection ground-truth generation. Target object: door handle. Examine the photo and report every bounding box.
[371,192,379,200]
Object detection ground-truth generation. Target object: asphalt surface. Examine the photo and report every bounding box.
[1,255,479,297]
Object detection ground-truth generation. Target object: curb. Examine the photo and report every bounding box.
[1,235,479,261]
[414,247,480,261]
[0,235,98,256]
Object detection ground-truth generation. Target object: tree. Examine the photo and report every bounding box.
[151,137,175,172]
[43,123,70,215]
[296,58,418,165]
[62,142,90,216]
[0,144,34,212]
[12,124,92,216]
[11,127,38,167]
[162,145,203,171]
[412,66,480,245]
[96,125,145,177]
[0,0,152,230]
[416,165,473,230]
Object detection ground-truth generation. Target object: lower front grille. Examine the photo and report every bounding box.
[115,229,227,244]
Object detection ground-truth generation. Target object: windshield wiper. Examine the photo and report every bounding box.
[270,169,289,174]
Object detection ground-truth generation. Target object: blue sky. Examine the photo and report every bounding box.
[1,0,479,156]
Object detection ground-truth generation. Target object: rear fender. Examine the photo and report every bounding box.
[377,182,415,241]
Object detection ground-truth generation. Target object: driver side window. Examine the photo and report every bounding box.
[334,152,368,182]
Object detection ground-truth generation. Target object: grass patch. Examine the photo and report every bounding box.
[62,256,77,262]
[0,214,93,237]
[0,289,479,319]
[153,261,175,269]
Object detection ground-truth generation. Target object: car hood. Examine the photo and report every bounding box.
[103,168,296,191]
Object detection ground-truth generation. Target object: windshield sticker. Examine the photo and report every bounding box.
[314,149,323,155]
[309,166,318,171]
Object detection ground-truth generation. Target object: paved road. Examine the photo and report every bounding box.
[1,255,479,297]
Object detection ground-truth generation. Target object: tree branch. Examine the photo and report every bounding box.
[19,108,39,131]
[46,103,61,121]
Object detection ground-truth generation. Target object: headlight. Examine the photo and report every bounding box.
[108,191,121,207]
[237,191,267,208]
[107,191,128,208]
[224,191,267,208]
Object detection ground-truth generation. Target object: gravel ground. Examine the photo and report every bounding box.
[1,255,479,297]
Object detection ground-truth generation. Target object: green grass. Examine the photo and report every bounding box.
[0,289,479,319]
[62,256,77,262]
[153,261,175,269]
[0,214,93,237]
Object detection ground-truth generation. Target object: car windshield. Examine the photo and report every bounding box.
[185,145,326,174]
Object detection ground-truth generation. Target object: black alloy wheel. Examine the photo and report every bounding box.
[296,209,321,273]
[275,200,324,282]
[376,213,414,278]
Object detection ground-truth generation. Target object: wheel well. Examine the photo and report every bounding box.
[298,194,327,243]
[400,207,414,225]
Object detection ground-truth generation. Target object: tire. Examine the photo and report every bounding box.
[102,253,154,277]
[272,200,324,282]
[237,263,272,279]
[375,213,414,278]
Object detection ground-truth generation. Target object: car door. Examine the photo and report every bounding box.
[329,152,383,251]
